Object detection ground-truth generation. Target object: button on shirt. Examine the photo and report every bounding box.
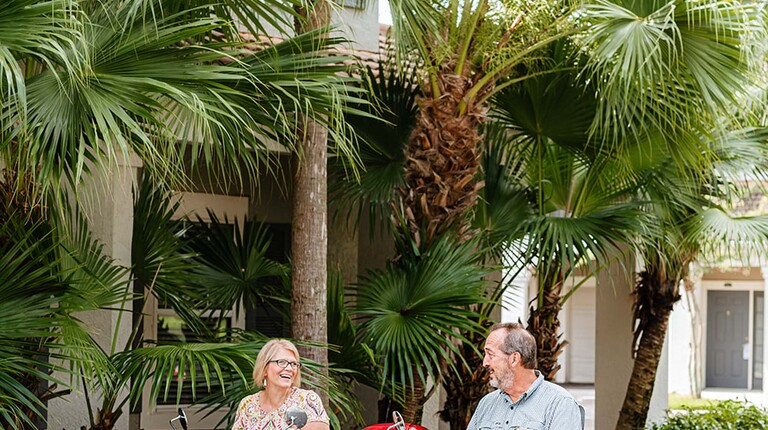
[466,371,584,430]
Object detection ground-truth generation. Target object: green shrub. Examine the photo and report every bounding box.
[649,400,768,429]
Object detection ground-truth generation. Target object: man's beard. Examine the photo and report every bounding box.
[495,372,514,392]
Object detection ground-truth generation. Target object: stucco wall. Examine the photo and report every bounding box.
[251,0,380,53]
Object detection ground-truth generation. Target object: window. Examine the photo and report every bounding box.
[336,0,363,8]
[140,193,248,430]
[245,222,290,337]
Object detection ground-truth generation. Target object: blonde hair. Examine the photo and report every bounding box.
[253,339,302,388]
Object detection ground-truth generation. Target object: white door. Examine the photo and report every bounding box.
[567,285,596,383]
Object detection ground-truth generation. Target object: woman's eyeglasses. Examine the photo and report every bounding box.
[268,359,301,369]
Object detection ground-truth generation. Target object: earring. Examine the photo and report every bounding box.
[263,378,267,388]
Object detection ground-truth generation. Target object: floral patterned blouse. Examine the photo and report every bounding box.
[231,387,329,430]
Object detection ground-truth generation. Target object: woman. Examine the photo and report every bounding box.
[232,339,330,430]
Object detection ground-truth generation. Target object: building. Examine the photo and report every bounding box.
[44,3,382,429]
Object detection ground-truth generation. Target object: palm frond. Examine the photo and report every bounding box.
[110,0,299,40]
[326,273,369,427]
[474,122,534,259]
[577,0,765,141]
[491,63,597,153]
[0,0,79,113]
[0,210,110,427]
[52,202,131,314]
[352,233,490,396]
[185,210,288,320]
[116,341,255,408]
[240,27,369,170]
[689,208,768,264]
[131,174,197,304]
[331,59,420,230]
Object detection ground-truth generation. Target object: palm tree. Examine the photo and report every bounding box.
[351,233,491,424]
[566,2,768,427]
[2,0,360,201]
[487,63,649,380]
[334,55,632,426]
[334,51,640,426]
[482,0,767,387]
[382,0,573,250]
[0,181,130,429]
[346,0,764,426]
[1,0,364,427]
[616,126,768,429]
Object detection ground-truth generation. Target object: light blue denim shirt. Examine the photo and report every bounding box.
[466,371,584,430]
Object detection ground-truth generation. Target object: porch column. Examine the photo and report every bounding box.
[647,332,669,425]
[763,266,768,395]
[595,247,635,430]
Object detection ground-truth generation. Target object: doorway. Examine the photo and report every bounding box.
[706,290,749,388]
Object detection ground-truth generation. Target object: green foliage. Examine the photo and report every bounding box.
[649,400,768,430]
[0,191,130,429]
[352,233,491,401]
[330,58,420,230]
[1,0,365,202]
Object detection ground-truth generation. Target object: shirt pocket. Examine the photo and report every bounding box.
[519,420,545,430]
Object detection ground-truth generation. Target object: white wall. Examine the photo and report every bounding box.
[252,0,380,53]
[595,249,635,430]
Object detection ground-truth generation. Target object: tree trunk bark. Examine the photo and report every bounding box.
[291,0,332,406]
[615,305,672,430]
[400,67,484,251]
[440,331,490,430]
[526,269,567,381]
[291,117,329,384]
[401,373,426,425]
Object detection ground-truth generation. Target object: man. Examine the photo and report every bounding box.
[467,323,585,430]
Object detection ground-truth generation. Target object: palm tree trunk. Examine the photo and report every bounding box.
[526,268,567,380]
[400,66,485,250]
[291,116,329,382]
[401,374,427,425]
[440,331,490,430]
[616,268,682,430]
[615,304,672,430]
[291,0,332,405]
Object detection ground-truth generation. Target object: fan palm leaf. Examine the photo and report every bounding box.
[331,59,420,228]
[0,221,67,427]
[352,233,490,414]
[0,0,79,110]
[0,202,129,428]
[110,0,299,40]
[3,0,366,202]
[185,210,288,320]
[577,0,766,141]
[14,5,261,191]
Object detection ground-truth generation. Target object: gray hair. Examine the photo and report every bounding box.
[489,322,537,369]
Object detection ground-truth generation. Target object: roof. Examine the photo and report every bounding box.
[233,23,391,72]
